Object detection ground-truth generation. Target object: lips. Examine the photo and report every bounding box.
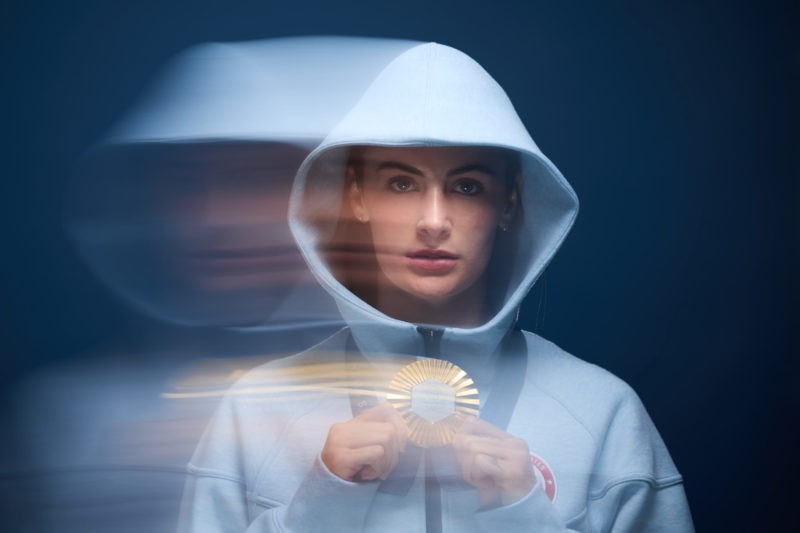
[406,249,459,272]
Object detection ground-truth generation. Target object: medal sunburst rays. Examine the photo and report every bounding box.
[386,359,479,447]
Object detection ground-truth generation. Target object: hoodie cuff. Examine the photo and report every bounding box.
[283,455,379,531]
[475,482,566,531]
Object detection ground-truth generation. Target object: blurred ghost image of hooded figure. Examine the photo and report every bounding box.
[180,43,693,531]
[4,36,423,533]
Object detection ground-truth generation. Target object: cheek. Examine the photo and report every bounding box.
[363,195,415,237]
[455,204,500,261]
[455,201,500,233]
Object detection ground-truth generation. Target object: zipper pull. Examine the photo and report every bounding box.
[416,326,444,358]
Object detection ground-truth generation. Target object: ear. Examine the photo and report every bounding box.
[500,173,521,229]
[347,165,369,223]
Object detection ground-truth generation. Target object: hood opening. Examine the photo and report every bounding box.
[293,142,562,331]
[287,42,579,354]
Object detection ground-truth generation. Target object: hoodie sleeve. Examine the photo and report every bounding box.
[474,379,694,533]
[177,387,255,532]
[474,481,574,532]
[177,382,381,532]
[179,456,380,532]
[579,386,694,533]
[474,475,692,532]
[177,389,250,532]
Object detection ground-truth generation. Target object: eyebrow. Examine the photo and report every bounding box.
[375,161,424,175]
[374,162,497,177]
[446,164,497,177]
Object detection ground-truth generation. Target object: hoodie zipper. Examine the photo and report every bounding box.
[416,325,444,533]
[416,326,444,358]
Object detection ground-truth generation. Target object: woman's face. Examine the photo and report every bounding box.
[349,146,517,311]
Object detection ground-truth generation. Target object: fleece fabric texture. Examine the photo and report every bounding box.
[180,42,694,532]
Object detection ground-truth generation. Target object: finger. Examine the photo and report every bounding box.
[334,421,400,450]
[357,402,401,422]
[328,421,398,476]
[370,404,408,449]
[466,456,499,491]
[454,434,530,488]
[452,431,474,479]
[459,436,527,463]
[457,415,479,435]
[384,441,400,479]
[456,417,510,439]
[465,452,501,490]
[349,443,390,481]
[324,442,385,481]
[454,434,491,488]
[389,411,409,451]
[359,404,409,451]
[473,452,504,479]
[357,465,378,481]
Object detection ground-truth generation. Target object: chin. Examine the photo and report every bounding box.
[404,280,464,306]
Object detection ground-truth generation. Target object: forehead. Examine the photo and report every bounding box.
[358,145,508,172]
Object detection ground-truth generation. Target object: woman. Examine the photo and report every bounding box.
[180,43,693,532]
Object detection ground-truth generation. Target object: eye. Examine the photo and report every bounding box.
[389,177,416,193]
[452,179,484,196]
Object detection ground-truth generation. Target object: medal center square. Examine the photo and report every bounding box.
[410,379,456,422]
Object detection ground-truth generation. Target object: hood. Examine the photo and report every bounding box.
[102,36,423,146]
[68,36,422,327]
[289,43,579,374]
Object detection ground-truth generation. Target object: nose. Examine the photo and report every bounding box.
[416,187,452,243]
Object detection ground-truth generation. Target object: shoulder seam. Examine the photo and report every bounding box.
[186,463,245,485]
[588,473,685,500]
[521,331,599,446]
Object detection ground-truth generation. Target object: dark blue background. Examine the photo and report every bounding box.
[2,1,797,530]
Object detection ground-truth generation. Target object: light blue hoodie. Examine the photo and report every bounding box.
[180,42,694,532]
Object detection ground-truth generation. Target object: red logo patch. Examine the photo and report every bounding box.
[530,453,557,502]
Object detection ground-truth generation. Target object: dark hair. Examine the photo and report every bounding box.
[347,144,520,189]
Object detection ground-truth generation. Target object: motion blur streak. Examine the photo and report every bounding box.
[3,36,422,533]
[162,359,432,400]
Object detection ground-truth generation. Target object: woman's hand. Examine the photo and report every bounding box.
[453,417,536,508]
[321,403,409,482]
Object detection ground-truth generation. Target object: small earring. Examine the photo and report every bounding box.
[499,222,508,232]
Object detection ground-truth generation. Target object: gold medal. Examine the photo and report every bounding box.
[386,359,479,447]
